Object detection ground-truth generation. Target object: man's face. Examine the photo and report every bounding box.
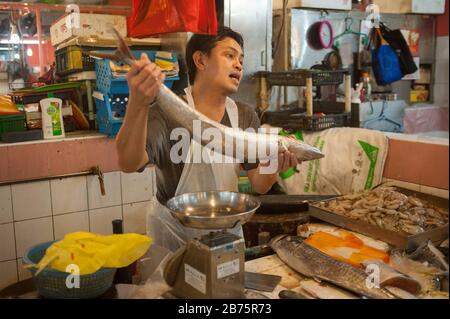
[199,37,244,94]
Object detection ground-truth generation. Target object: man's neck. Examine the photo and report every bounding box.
[191,81,227,122]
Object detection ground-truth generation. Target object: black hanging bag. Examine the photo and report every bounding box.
[379,22,418,76]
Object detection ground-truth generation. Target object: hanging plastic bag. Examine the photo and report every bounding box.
[128,0,218,37]
[32,232,152,275]
[371,28,403,86]
[379,23,418,76]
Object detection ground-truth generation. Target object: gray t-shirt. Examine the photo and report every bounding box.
[144,99,260,204]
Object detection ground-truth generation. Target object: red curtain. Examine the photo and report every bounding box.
[128,0,218,37]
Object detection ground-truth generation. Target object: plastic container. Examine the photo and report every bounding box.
[95,50,179,95]
[11,91,73,106]
[260,102,355,132]
[55,46,97,76]
[260,69,346,87]
[93,91,127,136]
[1,129,43,143]
[40,97,65,139]
[23,241,116,299]
[0,114,27,139]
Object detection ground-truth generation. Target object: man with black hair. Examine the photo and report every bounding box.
[116,27,298,251]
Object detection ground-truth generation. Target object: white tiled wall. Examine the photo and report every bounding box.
[0,166,155,290]
[51,176,88,215]
[0,261,18,290]
[14,217,54,258]
[121,171,153,204]
[87,171,122,210]
[89,206,123,235]
[12,181,52,221]
[53,211,89,240]
[0,186,13,224]
[0,223,16,261]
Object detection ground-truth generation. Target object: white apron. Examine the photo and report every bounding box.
[146,87,242,252]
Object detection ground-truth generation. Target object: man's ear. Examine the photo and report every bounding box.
[192,51,207,71]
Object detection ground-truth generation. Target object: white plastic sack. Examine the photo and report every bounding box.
[277,127,389,195]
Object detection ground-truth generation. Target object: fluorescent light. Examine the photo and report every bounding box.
[0,39,46,44]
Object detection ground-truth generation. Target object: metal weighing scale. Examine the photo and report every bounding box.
[163,191,260,299]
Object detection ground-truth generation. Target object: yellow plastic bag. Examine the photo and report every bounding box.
[34,232,152,275]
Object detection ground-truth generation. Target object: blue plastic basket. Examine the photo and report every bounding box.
[95,50,180,95]
[93,92,128,137]
[23,241,117,299]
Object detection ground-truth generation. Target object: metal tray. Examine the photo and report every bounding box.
[255,195,336,214]
[308,187,449,252]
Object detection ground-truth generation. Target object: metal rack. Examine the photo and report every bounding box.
[257,69,353,132]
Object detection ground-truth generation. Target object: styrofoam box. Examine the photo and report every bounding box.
[50,13,127,46]
[297,0,351,10]
[273,0,351,11]
[373,0,446,14]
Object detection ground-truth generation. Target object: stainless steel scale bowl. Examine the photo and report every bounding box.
[164,191,261,299]
[166,191,261,229]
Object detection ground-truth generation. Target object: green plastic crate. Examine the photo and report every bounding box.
[0,114,27,139]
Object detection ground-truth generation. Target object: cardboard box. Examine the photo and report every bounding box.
[372,0,445,14]
[412,0,446,14]
[273,0,351,11]
[410,90,429,103]
[372,0,411,13]
[50,13,127,46]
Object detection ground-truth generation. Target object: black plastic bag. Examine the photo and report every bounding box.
[379,23,418,76]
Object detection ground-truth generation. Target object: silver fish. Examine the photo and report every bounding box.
[91,28,325,163]
[408,240,449,272]
[361,260,421,294]
[270,235,395,299]
[388,250,445,294]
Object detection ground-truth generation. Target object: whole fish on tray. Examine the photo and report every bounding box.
[90,28,325,163]
[270,235,395,299]
[389,250,447,294]
[360,260,421,294]
[408,240,449,272]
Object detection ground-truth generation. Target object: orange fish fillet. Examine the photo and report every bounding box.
[304,231,389,268]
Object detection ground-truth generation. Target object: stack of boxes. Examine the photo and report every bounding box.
[50,12,180,136]
[50,13,129,130]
